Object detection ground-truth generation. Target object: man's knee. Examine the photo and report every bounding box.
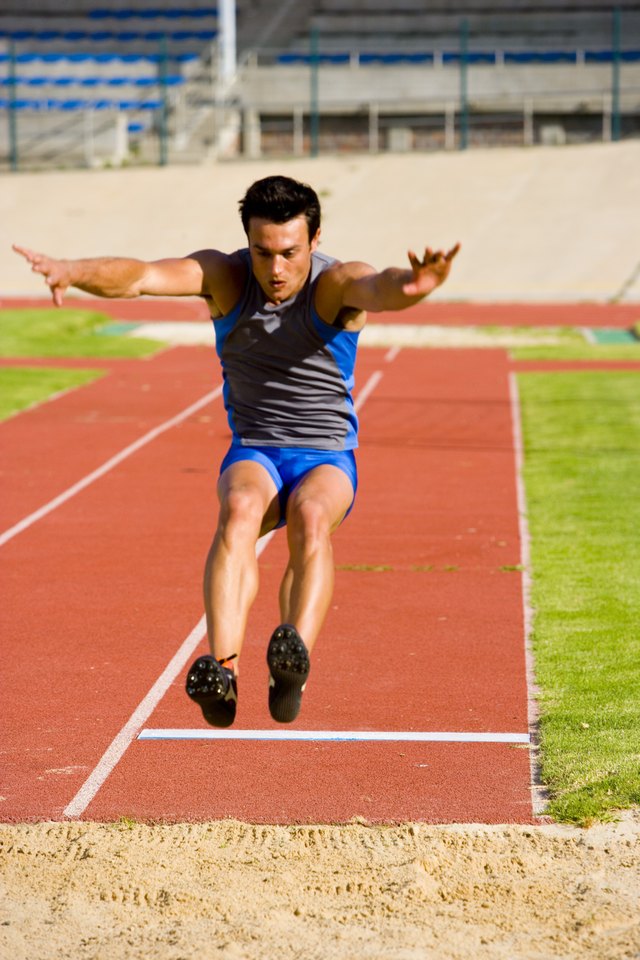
[287,495,332,549]
[219,486,268,539]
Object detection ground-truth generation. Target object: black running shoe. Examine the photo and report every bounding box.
[185,654,238,728]
[267,624,310,724]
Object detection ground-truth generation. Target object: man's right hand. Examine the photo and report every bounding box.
[13,244,70,306]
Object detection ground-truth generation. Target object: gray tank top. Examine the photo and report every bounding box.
[213,249,360,451]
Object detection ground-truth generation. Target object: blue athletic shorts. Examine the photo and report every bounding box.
[219,443,358,528]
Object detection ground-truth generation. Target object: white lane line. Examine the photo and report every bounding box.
[0,386,222,548]
[354,370,383,411]
[508,371,546,816]
[580,326,597,344]
[63,368,388,819]
[508,373,533,641]
[63,529,276,818]
[63,613,209,818]
[138,729,530,743]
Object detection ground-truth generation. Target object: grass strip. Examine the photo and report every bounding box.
[519,371,640,824]
[482,324,582,342]
[512,342,640,362]
[0,307,162,358]
[0,366,104,420]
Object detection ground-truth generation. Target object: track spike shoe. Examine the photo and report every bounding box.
[186,654,238,728]
[267,624,310,723]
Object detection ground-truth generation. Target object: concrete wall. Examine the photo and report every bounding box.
[238,61,640,115]
[2,141,639,303]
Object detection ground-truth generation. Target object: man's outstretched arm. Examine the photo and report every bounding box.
[335,243,461,315]
[12,244,220,307]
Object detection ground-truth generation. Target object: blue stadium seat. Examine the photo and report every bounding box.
[585,49,640,63]
[0,96,163,110]
[360,52,434,64]
[0,29,216,41]
[0,98,34,108]
[504,51,578,64]
[442,52,496,64]
[0,52,199,64]
[0,73,185,87]
[277,52,351,65]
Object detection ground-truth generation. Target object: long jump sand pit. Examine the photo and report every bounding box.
[1,813,639,958]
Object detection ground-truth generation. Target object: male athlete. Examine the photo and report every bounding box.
[14,174,459,728]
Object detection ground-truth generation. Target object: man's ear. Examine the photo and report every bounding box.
[310,228,321,251]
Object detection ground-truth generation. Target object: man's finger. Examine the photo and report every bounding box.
[445,242,461,261]
[12,243,40,264]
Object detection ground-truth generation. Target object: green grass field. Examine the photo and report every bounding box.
[0,307,161,417]
[0,307,161,359]
[1,307,638,824]
[513,342,640,362]
[0,366,105,420]
[519,371,640,824]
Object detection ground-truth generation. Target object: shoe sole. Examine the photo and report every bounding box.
[267,625,310,724]
[186,655,237,728]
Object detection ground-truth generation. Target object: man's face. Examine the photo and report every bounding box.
[247,215,319,304]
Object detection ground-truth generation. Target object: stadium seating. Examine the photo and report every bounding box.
[272,0,639,61]
[0,52,198,64]
[0,6,213,167]
[1,0,639,167]
[0,97,161,109]
[0,30,216,41]
[0,7,211,118]
[275,48,640,67]
[88,7,217,18]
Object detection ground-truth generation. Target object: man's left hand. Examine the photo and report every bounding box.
[402,243,461,297]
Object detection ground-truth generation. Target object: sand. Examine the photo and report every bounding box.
[1,812,639,959]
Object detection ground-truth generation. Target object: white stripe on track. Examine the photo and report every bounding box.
[508,371,546,816]
[0,386,222,548]
[63,369,387,819]
[138,729,530,744]
[63,613,209,818]
[354,370,383,411]
[508,374,533,641]
[63,530,276,818]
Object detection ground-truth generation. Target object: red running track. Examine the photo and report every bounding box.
[3,296,639,327]
[1,345,534,824]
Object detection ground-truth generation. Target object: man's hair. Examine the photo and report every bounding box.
[239,175,321,240]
